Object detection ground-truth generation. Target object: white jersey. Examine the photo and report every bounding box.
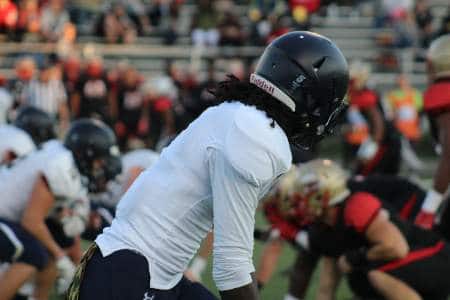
[121,149,159,174]
[0,125,35,162]
[0,140,88,222]
[92,149,160,207]
[96,102,292,290]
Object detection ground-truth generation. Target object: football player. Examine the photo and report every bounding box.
[295,160,450,300]
[83,148,159,241]
[0,124,35,164]
[0,119,120,300]
[13,106,56,147]
[415,34,450,231]
[256,163,431,300]
[67,31,349,300]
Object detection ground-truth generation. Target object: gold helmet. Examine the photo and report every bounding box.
[297,159,350,217]
[270,165,301,218]
[427,34,450,80]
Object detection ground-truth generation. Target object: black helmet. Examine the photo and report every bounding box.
[250,31,349,148]
[64,119,121,192]
[14,106,56,145]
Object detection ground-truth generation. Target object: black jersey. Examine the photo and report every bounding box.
[348,175,426,221]
[309,192,442,261]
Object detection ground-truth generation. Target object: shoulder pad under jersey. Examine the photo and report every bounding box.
[0,125,35,159]
[40,141,86,200]
[224,105,292,185]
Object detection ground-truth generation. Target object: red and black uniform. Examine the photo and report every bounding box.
[345,86,401,176]
[310,192,450,300]
[348,175,426,222]
[423,78,450,240]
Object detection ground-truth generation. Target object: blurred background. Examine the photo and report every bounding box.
[0,0,448,298]
[0,0,447,156]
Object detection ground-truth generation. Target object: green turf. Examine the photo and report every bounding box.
[50,210,353,300]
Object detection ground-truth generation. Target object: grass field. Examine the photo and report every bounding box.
[50,210,353,300]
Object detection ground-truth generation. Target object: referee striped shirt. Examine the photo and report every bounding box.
[22,79,67,117]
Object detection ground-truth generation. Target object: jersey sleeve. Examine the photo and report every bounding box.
[344,192,382,233]
[424,83,450,115]
[209,148,258,291]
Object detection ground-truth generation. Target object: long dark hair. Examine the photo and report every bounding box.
[211,75,297,137]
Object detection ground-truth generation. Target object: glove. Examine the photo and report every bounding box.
[56,255,76,294]
[61,215,85,237]
[356,138,378,161]
[414,189,443,229]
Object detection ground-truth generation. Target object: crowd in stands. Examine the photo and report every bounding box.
[0,0,448,153]
[0,54,252,151]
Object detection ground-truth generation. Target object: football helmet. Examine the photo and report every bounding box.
[296,159,350,217]
[251,31,349,148]
[64,119,121,192]
[14,106,56,145]
[427,34,450,80]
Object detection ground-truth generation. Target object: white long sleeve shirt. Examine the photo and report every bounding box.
[96,102,292,290]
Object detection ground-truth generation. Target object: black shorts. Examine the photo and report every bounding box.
[69,244,218,300]
[348,242,450,300]
[0,218,49,270]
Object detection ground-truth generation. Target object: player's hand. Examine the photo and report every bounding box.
[56,255,77,294]
[337,255,352,274]
[414,210,435,229]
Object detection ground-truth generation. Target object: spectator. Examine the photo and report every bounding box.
[191,0,220,47]
[62,55,81,112]
[40,0,71,42]
[218,10,244,46]
[437,10,450,37]
[14,0,40,41]
[72,57,115,124]
[289,0,320,30]
[9,56,36,106]
[21,63,70,132]
[102,2,136,44]
[0,0,17,35]
[141,76,176,148]
[118,0,151,35]
[0,74,12,124]
[115,66,148,150]
[414,0,434,48]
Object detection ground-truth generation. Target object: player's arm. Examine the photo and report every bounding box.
[220,273,259,300]
[317,256,341,300]
[433,111,450,194]
[21,174,65,259]
[340,193,408,272]
[209,149,261,300]
[365,105,385,143]
[364,210,409,261]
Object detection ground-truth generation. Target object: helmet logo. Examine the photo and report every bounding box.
[250,73,274,95]
[288,74,306,93]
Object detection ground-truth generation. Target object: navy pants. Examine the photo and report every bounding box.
[77,245,218,300]
[0,218,49,270]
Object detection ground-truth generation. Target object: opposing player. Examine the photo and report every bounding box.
[67,31,349,300]
[0,119,120,300]
[255,164,428,299]
[415,34,450,231]
[295,160,450,300]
